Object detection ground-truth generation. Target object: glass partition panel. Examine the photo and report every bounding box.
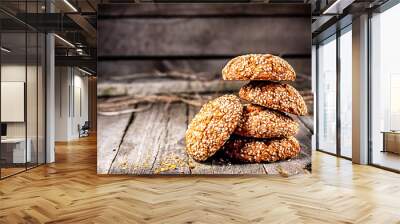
[27,30,38,169]
[371,3,400,171]
[38,32,45,165]
[1,29,27,178]
[0,0,46,179]
[27,0,41,170]
[339,27,352,158]
[317,35,337,154]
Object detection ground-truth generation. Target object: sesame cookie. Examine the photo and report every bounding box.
[222,54,295,81]
[239,81,308,116]
[223,136,300,163]
[234,104,299,138]
[185,95,243,161]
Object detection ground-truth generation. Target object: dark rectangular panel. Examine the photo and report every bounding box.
[98,3,310,17]
[98,17,311,56]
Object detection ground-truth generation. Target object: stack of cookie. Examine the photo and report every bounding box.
[185,54,307,164]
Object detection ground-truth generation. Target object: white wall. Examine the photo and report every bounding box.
[55,66,69,141]
[71,73,89,138]
[1,65,39,138]
[54,66,89,141]
[1,65,26,138]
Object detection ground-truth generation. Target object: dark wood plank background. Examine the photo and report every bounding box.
[98,3,311,85]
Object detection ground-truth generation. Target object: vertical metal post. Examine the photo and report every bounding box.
[336,28,341,157]
[367,12,373,165]
[44,0,47,164]
[36,0,39,167]
[315,44,320,150]
[25,0,28,171]
[0,17,2,179]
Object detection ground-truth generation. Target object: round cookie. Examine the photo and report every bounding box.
[185,94,243,161]
[234,104,299,138]
[222,54,296,81]
[239,81,308,116]
[223,136,300,163]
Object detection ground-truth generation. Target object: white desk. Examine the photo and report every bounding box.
[1,138,31,163]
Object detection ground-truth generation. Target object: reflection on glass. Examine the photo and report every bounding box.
[340,28,352,158]
[26,0,40,169]
[1,30,28,177]
[317,36,337,154]
[38,33,46,165]
[371,4,400,171]
[27,31,38,169]
[0,1,46,179]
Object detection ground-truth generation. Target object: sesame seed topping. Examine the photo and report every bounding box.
[239,81,308,116]
[223,136,301,163]
[185,95,243,161]
[222,54,296,81]
[234,104,299,138]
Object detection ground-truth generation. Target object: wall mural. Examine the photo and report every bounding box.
[97,3,312,176]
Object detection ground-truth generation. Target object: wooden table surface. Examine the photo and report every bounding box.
[98,102,312,176]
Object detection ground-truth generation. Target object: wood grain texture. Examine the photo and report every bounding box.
[151,104,190,174]
[108,104,169,174]
[97,114,132,174]
[102,102,311,175]
[98,17,310,57]
[298,115,314,133]
[98,58,311,83]
[98,79,245,97]
[1,135,400,223]
[98,59,227,80]
[98,3,311,17]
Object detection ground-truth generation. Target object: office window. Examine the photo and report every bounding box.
[371,3,400,171]
[317,35,337,154]
[339,27,352,158]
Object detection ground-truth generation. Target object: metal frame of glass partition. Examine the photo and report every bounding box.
[367,0,400,173]
[315,24,353,161]
[0,1,47,180]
